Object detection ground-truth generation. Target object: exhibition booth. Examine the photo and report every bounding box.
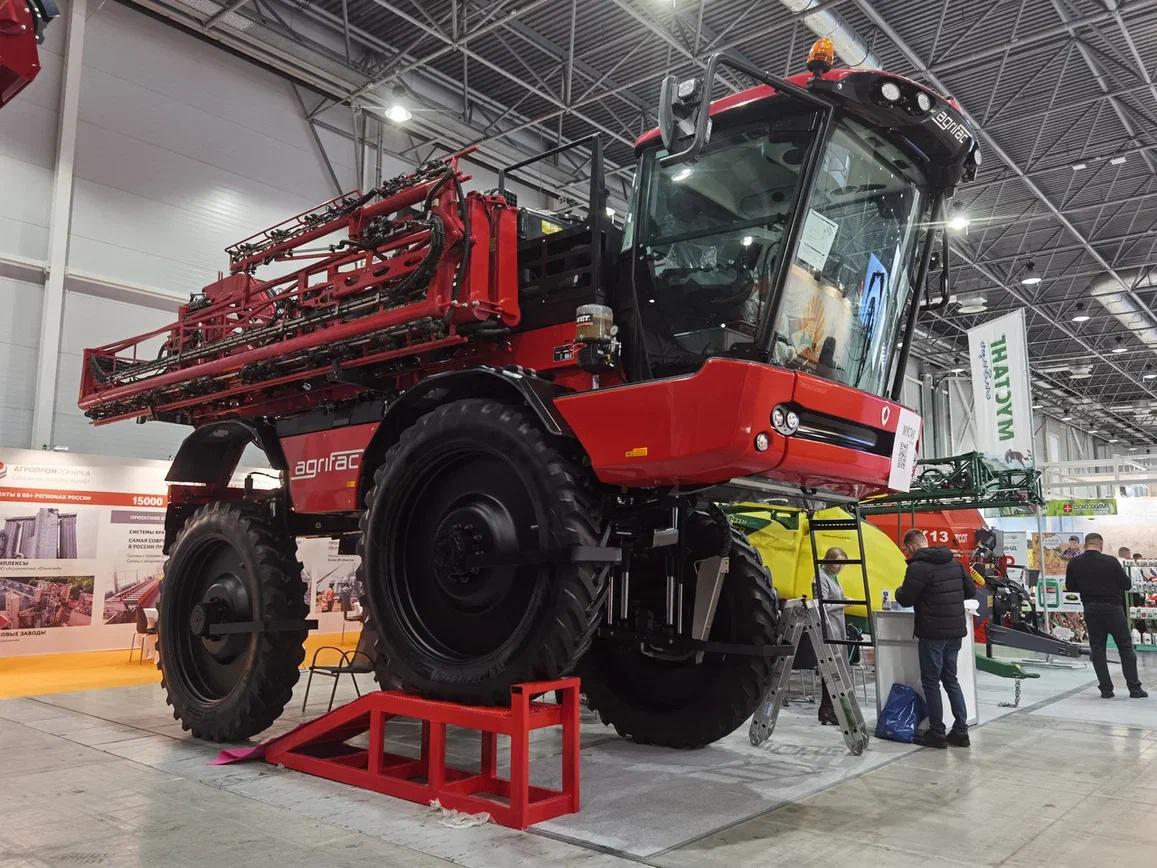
[0,447,360,660]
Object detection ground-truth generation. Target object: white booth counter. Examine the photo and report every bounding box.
[873,600,980,726]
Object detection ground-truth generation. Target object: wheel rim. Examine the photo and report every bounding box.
[169,536,256,704]
[383,446,546,664]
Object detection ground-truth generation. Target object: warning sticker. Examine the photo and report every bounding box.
[797,209,838,271]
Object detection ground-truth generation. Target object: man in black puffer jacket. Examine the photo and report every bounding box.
[896,529,977,749]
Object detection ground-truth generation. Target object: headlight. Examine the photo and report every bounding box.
[915,91,933,112]
[972,146,982,166]
[754,432,770,452]
[771,404,800,436]
[880,81,902,103]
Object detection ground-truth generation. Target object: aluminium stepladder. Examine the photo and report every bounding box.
[748,598,870,755]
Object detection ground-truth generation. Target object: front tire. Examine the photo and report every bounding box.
[358,399,605,705]
[158,501,308,741]
[580,528,778,748]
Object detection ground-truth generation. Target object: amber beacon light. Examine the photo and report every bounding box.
[806,37,835,75]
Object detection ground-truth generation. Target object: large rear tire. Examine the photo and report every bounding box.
[158,501,308,741]
[580,527,777,748]
[358,399,605,705]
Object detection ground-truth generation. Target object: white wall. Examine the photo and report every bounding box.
[0,6,60,264]
[0,277,44,446]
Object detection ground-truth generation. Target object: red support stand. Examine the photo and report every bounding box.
[265,678,581,830]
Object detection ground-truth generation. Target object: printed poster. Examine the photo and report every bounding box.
[0,449,170,655]
[0,447,358,657]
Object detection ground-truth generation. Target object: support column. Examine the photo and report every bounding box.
[31,0,87,448]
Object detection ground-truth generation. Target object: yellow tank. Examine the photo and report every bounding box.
[723,503,908,618]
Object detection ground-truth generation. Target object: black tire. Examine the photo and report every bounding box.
[580,528,777,748]
[358,398,605,705]
[158,501,308,741]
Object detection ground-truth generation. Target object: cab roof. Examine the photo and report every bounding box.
[634,67,961,151]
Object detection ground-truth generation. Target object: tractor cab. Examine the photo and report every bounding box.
[621,43,980,401]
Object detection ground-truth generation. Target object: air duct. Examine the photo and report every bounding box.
[1089,271,1157,357]
[779,0,880,69]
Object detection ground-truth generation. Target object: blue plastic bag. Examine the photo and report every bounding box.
[875,683,925,743]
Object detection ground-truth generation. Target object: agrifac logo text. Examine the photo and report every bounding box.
[291,449,361,481]
[930,110,971,145]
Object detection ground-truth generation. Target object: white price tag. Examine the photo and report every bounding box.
[887,407,922,492]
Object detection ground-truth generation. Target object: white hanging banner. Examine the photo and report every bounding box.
[966,309,1035,466]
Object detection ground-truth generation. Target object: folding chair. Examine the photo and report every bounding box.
[301,621,379,713]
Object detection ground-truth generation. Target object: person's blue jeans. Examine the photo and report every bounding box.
[917,637,968,737]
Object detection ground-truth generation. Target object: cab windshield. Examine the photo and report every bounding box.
[772,119,927,395]
[634,113,928,397]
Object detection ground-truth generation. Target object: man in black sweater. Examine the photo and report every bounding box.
[896,529,977,749]
[1065,533,1147,699]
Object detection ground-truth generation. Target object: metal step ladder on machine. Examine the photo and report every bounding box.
[749,509,875,755]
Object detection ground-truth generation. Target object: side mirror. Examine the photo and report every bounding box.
[658,74,707,162]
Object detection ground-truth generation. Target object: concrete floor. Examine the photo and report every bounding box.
[1,655,1154,867]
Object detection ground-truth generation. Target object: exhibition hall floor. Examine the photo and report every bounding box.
[1,657,1155,867]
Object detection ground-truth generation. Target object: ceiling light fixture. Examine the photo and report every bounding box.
[1071,162,1087,171]
[1071,302,1090,323]
[383,84,412,123]
[956,294,987,314]
[947,213,970,232]
[1020,260,1042,285]
[1110,155,1127,166]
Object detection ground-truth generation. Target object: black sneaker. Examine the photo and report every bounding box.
[913,731,947,749]
[946,731,970,748]
[1100,689,1115,699]
[1129,688,1148,699]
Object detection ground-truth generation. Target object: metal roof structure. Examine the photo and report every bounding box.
[129,0,1157,444]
